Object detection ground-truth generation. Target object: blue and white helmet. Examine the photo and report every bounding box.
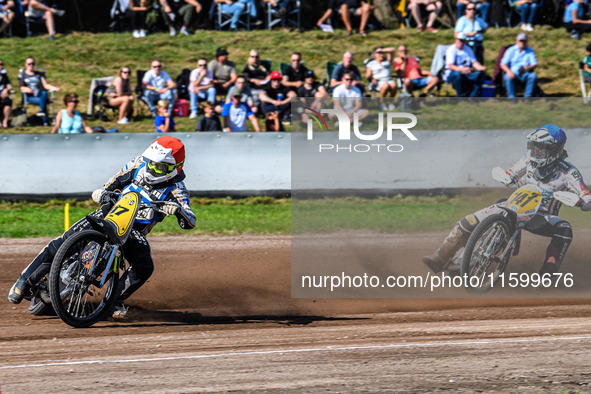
[526,124,566,168]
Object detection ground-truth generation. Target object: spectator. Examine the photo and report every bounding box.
[445,33,486,97]
[159,0,202,36]
[142,59,176,116]
[457,0,489,23]
[0,59,12,128]
[564,0,591,40]
[212,0,253,31]
[50,93,93,134]
[512,0,539,32]
[393,44,439,97]
[409,0,441,33]
[365,46,397,111]
[19,56,60,126]
[282,52,309,92]
[154,99,176,132]
[242,49,269,111]
[332,71,369,122]
[500,32,538,98]
[129,0,148,38]
[262,0,296,27]
[106,66,134,124]
[259,71,296,124]
[189,58,216,119]
[0,0,15,36]
[20,0,65,41]
[195,102,222,131]
[331,51,364,92]
[582,43,591,84]
[208,47,237,96]
[298,70,327,126]
[455,2,488,64]
[221,91,261,132]
[226,76,257,114]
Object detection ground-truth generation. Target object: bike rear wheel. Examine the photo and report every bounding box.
[49,230,119,328]
[462,214,513,292]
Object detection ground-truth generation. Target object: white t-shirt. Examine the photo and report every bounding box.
[189,68,214,90]
[142,69,173,90]
[332,84,362,113]
[366,59,392,83]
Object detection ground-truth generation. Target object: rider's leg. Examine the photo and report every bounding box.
[526,216,573,275]
[8,207,106,304]
[115,231,154,302]
[423,214,477,272]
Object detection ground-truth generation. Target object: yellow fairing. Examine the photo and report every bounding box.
[507,185,542,214]
[105,192,140,237]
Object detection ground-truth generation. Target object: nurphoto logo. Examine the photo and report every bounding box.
[303,107,418,153]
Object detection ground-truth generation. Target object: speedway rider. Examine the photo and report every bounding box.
[423,124,591,275]
[8,136,196,319]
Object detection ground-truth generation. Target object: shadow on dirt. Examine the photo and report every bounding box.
[116,308,369,327]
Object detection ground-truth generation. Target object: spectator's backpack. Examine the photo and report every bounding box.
[176,68,191,100]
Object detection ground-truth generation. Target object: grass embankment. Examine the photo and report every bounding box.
[0,27,586,134]
[0,197,290,238]
[4,193,589,238]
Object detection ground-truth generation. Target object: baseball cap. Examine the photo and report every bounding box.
[232,89,243,97]
[270,71,282,80]
[304,70,315,79]
[456,33,467,41]
[516,32,528,41]
[216,47,229,57]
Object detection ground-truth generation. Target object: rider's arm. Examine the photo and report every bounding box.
[167,182,196,229]
[102,156,143,192]
[505,155,528,184]
[566,168,591,211]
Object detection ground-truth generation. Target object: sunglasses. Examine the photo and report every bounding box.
[343,78,353,81]
[467,7,475,10]
[121,70,130,74]
[26,62,35,65]
[198,63,206,67]
[152,65,162,68]
[249,55,259,58]
[69,100,79,103]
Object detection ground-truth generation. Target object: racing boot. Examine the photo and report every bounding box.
[111,300,128,320]
[8,277,29,304]
[539,224,572,276]
[423,222,470,273]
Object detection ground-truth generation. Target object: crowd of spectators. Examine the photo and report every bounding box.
[0,0,589,132]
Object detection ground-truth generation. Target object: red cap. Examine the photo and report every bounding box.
[270,71,282,80]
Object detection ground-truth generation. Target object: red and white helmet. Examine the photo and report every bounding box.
[141,136,185,184]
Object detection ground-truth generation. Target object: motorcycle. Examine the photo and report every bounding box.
[46,191,178,328]
[460,167,580,292]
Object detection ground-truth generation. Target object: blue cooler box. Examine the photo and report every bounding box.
[481,81,496,97]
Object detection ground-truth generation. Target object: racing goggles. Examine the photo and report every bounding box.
[147,160,183,176]
[527,140,558,161]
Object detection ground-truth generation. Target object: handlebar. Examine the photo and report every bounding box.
[104,190,180,216]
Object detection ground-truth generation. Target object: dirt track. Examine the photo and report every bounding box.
[1,234,591,392]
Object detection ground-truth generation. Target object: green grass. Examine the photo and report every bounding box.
[5,193,588,238]
[0,27,587,133]
[0,197,291,238]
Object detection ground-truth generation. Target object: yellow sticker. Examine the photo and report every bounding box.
[507,185,541,215]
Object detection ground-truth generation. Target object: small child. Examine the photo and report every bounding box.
[583,43,591,84]
[154,99,176,132]
[195,102,222,132]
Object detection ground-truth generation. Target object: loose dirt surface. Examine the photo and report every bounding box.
[1,234,591,393]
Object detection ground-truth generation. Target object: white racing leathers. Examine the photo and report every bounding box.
[19,156,196,302]
[432,154,591,274]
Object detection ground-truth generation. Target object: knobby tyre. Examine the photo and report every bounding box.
[461,214,513,292]
[49,230,119,328]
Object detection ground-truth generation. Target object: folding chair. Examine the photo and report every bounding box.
[260,59,272,72]
[88,76,120,121]
[216,1,250,31]
[430,44,451,96]
[134,69,152,116]
[322,61,338,92]
[266,0,300,30]
[18,66,56,124]
[280,61,304,75]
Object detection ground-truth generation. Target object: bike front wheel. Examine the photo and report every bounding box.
[49,230,119,328]
[461,214,513,292]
